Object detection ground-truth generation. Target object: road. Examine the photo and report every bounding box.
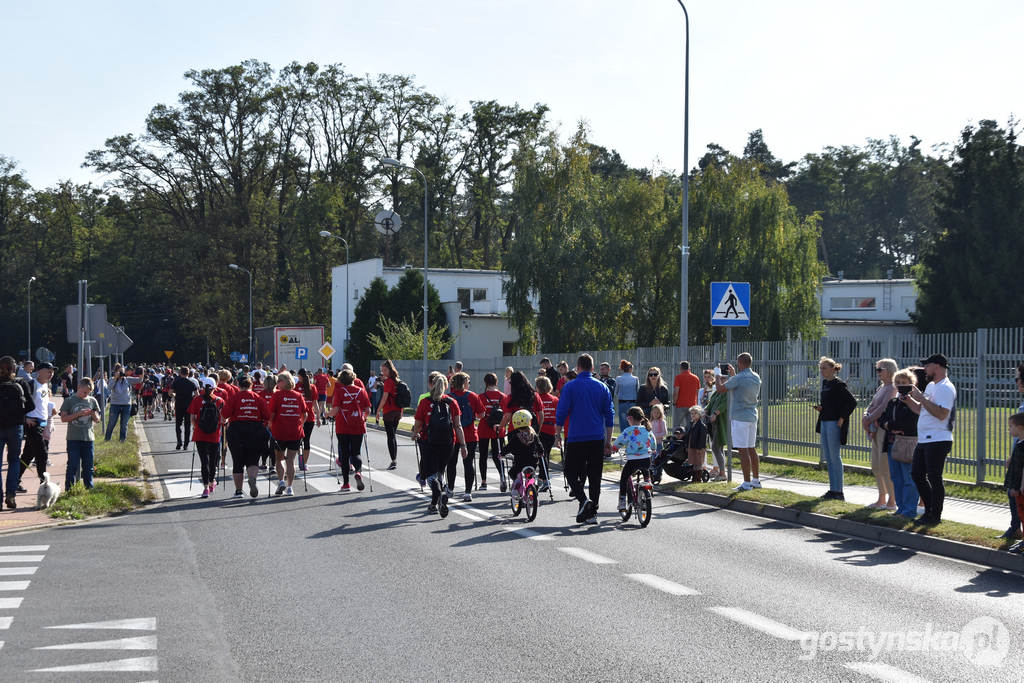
[0,417,1021,682]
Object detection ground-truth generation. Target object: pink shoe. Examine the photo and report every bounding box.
[201,485,210,498]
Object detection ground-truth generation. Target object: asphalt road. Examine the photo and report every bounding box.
[0,417,1022,682]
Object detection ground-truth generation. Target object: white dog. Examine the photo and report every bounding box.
[36,473,61,509]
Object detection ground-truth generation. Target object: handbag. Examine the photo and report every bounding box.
[130,401,139,417]
[891,435,917,464]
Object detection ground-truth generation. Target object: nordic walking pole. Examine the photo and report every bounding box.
[362,434,373,492]
[189,440,196,491]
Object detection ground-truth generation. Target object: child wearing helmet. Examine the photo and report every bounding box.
[501,409,544,498]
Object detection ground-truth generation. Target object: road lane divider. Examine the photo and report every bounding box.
[843,662,929,683]
[557,547,618,565]
[624,573,700,596]
[708,606,806,641]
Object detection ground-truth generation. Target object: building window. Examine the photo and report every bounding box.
[502,342,515,356]
[830,296,877,311]
[869,341,883,358]
[457,288,471,310]
[473,288,487,302]
[849,341,860,359]
[829,340,842,358]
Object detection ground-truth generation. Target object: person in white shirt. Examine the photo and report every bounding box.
[17,362,53,492]
[901,353,956,524]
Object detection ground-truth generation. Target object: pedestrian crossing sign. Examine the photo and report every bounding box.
[710,282,751,327]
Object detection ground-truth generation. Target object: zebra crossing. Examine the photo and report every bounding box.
[0,544,48,652]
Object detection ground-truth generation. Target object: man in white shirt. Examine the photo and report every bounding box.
[902,353,956,524]
[18,362,53,491]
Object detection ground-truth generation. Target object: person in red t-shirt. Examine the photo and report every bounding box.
[672,361,701,431]
[268,372,309,496]
[313,369,329,423]
[412,375,468,514]
[296,369,320,472]
[499,371,545,435]
[188,378,225,499]
[329,370,371,492]
[375,360,403,470]
[222,374,270,498]
[476,372,507,491]
[535,376,559,491]
[446,372,485,502]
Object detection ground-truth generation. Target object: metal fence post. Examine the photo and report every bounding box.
[975,328,987,484]
[760,341,768,457]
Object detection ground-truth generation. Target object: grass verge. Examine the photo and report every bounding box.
[93,419,141,478]
[48,481,151,520]
[669,480,1015,552]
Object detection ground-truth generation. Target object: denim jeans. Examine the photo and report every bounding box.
[887,447,918,517]
[106,404,132,441]
[819,420,843,493]
[66,440,95,490]
[617,402,632,432]
[0,425,23,500]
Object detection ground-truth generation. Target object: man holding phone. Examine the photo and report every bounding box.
[716,353,763,491]
[60,378,102,491]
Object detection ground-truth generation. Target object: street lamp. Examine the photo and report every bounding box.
[676,0,691,364]
[380,156,429,394]
[27,276,36,362]
[228,264,252,364]
[319,230,350,365]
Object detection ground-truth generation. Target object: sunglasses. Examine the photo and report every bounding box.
[648,373,659,377]
[875,368,884,373]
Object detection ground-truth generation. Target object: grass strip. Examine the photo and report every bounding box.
[92,419,141,478]
[47,481,151,520]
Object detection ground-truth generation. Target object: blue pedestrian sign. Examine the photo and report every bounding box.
[295,347,308,360]
[238,354,248,363]
[710,282,751,327]
[229,351,242,362]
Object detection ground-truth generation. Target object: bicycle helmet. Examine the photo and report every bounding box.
[511,409,533,430]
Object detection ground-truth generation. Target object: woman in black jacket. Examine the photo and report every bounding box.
[636,367,670,419]
[814,357,858,500]
[877,369,920,518]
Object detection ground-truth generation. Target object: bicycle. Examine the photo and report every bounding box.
[619,467,653,528]
[505,454,540,522]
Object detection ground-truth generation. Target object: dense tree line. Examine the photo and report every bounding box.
[0,61,1018,365]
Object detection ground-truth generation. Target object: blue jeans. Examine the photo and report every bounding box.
[819,420,843,493]
[0,425,23,501]
[888,448,918,517]
[617,402,633,432]
[106,404,131,441]
[66,440,95,490]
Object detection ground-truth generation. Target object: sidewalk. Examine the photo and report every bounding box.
[0,421,70,533]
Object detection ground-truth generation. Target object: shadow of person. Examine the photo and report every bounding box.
[954,567,1024,597]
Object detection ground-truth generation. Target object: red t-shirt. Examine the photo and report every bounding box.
[188,393,224,443]
[413,396,462,445]
[213,385,232,405]
[222,390,269,423]
[537,392,559,436]
[673,371,701,408]
[269,389,308,441]
[503,393,545,430]
[477,389,506,440]
[297,383,318,419]
[447,390,484,443]
[380,377,399,414]
[313,374,329,395]
[555,376,567,396]
[332,384,371,435]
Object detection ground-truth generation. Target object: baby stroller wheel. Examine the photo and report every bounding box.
[700,469,710,483]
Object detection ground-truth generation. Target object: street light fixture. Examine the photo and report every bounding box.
[379,156,429,394]
[676,0,691,364]
[320,230,350,366]
[228,264,253,364]
[27,276,36,361]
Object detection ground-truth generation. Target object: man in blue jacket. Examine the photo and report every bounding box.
[556,354,615,524]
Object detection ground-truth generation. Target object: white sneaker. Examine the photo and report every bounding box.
[750,479,762,489]
[617,496,628,512]
[462,493,472,502]
[733,481,754,492]
[285,486,294,496]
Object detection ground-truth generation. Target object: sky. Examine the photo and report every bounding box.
[2,0,1022,188]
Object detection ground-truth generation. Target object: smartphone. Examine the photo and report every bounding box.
[897,385,912,396]
[720,363,730,375]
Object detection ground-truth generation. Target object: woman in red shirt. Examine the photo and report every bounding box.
[412,375,468,515]
[446,372,484,502]
[535,376,559,492]
[476,373,506,491]
[189,377,225,499]
[329,370,371,492]
[255,373,276,472]
[223,374,270,499]
[268,372,311,496]
[296,368,319,472]
[375,359,403,470]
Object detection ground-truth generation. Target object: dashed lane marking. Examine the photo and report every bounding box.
[708,606,806,641]
[0,581,30,591]
[557,547,618,565]
[0,545,48,552]
[625,573,701,596]
[843,662,930,682]
[0,616,12,629]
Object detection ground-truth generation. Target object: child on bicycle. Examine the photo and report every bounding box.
[614,406,656,512]
[500,409,544,500]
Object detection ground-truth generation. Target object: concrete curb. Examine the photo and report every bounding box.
[135,419,164,503]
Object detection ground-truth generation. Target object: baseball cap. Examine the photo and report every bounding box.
[919,353,950,368]
[200,377,217,389]
[36,362,53,370]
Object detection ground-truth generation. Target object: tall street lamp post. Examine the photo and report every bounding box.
[228,264,253,363]
[27,276,36,361]
[676,0,691,363]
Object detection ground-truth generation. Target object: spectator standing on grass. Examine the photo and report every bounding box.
[878,369,921,518]
[61,377,100,491]
[672,361,700,430]
[862,358,899,509]
[0,356,34,509]
[614,360,639,432]
[698,369,715,407]
[813,357,858,501]
[999,364,1024,539]
[717,353,762,491]
[637,367,669,420]
[705,376,729,480]
[540,358,559,389]
[902,353,957,525]
[1005,413,1024,554]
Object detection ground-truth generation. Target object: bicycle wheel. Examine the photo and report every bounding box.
[524,484,538,522]
[638,487,652,528]
[619,494,633,523]
[510,489,523,517]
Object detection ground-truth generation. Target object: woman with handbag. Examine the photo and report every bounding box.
[878,369,920,518]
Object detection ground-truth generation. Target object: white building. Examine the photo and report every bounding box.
[818,277,918,338]
[330,258,528,359]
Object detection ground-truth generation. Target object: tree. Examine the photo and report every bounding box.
[743,129,794,183]
[367,315,453,360]
[915,120,1023,331]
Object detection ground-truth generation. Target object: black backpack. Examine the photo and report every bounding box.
[393,380,412,409]
[0,380,27,428]
[427,398,453,446]
[197,395,220,434]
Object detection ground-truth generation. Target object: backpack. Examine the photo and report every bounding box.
[450,391,475,428]
[427,398,454,446]
[393,380,412,409]
[0,380,27,427]
[197,395,220,434]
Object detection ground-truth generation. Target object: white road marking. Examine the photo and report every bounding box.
[47,617,157,630]
[557,547,618,565]
[0,598,23,608]
[502,526,556,541]
[0,545,48,552]
[31,656,158,673]
[844,662,930,683]
[0,581,30,591]
[0,567,36,576]
[164,468,192,473]
[0,555,45,563]
[0,641,3,651]
[36,635,157,650]
[0,616,12,629]
[453,508,488,522]
[625,573,700,596]
[708,606,806,641]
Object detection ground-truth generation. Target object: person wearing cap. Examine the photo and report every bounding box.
[17,362,53,492]
[901,353,957,525]
[188,376,226,498]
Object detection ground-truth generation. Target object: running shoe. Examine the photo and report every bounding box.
[499,479,507,493]
[387,461,398,471]
[233,490,244,498]
[462,492,472,502]
[750,478,762,489]
[733,481,754,492]
[617,496,628,512]
[538,481,550,493]
[248,476,259,499]
[275,482,286,496]
[479,481,488,490]
[285,486,294,496]
[427,504,438,514]
[439,490,449,517]
[711,475,728,482]
[585,515,598,525]
[575,499,590,524]
[340,483,351,491]
[354,473,365,491]
[201,486,210,499]
[15,486,27,494]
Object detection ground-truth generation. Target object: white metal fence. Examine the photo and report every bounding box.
[377,327,1024,484]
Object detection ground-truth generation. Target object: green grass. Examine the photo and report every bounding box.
[671,480,1014,551]
[47,481,151,520]
[92,418,141,478]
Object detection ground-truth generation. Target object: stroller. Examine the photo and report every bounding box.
[651,427,710,485]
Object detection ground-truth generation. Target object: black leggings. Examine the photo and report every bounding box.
[337,433,364,485]
[478,437,503,483]
[302,421,315,451]
[446,441,477,493]
[619,457,651,498]
[226,421,264,473]
[418,441,449,505]
[196,441,220,485]
[538,432,555,481]
[383,412,401,462]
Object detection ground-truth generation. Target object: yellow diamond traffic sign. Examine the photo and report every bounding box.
[318,342,335,361]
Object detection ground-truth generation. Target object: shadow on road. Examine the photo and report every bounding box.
[954,568,1024,597]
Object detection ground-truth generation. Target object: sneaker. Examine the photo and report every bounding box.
[201,486,210,499]
[258,464,267,471]
[538,481,550,493]
[585,515,598,525]
[427,504,438,514]
[354,473,365,491]
[248,477,259,499]
[233,490,244,498]
[439,490,449,515]
[479,481,488,490]
[275,482,286,496]
[340,483,351,491]
[617,496,628,512]
[997,528,1021,540]
[750,479,762,489]
[499,479,507,493]
[387,461,398,471]
[15,485,27,494]
[733,481,754,492]
[576,500,595,524]
[711,475,728,482]
[285,486,294,496]
[462,492,472,502]
[175,443,182,450]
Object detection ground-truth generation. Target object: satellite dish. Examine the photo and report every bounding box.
[374,210,402,237]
